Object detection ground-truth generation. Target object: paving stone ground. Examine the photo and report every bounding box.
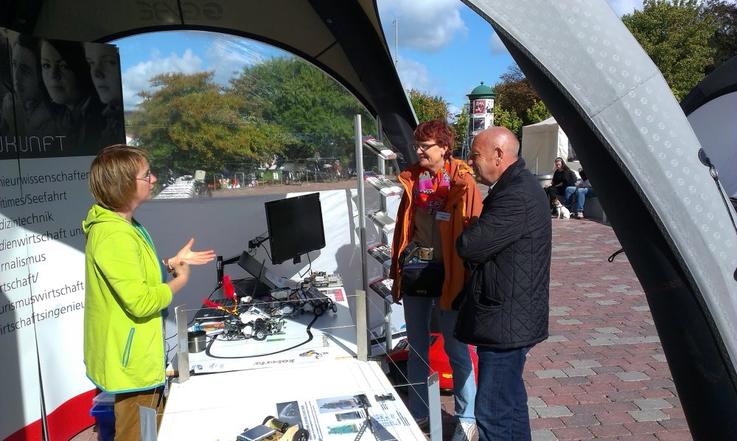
[437,218,692,441]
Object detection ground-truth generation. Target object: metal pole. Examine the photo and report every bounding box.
[377,117,386,176]
[393,19,399,65]
[356,289,368,361]
[376,117,391,354]
[428,372,442,441]
[174,306,190,383]
[355,114,370,357]
[355,115,369,298]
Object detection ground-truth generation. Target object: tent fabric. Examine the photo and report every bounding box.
[0,0,418,163]
[683,55,737,199]
[464,0,737,437]
[520,116,570,175]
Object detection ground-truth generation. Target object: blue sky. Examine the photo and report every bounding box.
[114,0,646,113]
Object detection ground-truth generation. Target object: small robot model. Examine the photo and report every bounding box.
[237,416,308,441]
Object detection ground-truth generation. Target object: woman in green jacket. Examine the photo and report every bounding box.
[83,145,214,440]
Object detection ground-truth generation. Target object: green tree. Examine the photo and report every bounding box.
[702,0,737,71]
[623,0,717,100]
[230,58,372,161]
[408,89,449,123]
[525,100,551,124]
[130,72,291,176]
[492,66,541,126]
[493,104,523,137]
[451,105,469,154]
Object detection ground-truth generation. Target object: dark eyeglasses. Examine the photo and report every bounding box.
[413,142,439,152]
[136,170,152,183]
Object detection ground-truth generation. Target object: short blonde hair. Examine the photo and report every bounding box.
[89,145,149,211]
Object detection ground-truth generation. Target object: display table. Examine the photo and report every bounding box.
[159,359,426,441]
[183,286,358,374]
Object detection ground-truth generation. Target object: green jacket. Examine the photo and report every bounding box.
[82,204,172,393]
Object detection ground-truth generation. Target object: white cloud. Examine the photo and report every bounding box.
[606,0,643,16]
[122,49,203,109]
[396,57,437,94]
[378,0,466,52]
[489,32,508,55]
[206,35,267,85]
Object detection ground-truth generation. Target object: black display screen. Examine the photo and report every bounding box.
[264,193,326,264]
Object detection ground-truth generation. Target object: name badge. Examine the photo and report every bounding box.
[435,211,451,222]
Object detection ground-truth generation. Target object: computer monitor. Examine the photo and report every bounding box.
[264,193,326,264]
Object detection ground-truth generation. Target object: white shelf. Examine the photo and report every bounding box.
[365,175,402,197]
[369,277,393,303]
[367,243,392,265]
[368,210,394,227]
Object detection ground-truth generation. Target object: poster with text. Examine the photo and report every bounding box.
[0,26,124,440]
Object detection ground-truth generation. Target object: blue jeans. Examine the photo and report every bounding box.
[403,296,476,422]
[476,346,531,441]
[564,186,595,213]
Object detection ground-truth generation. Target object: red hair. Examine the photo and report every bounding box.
[414,120,455,159]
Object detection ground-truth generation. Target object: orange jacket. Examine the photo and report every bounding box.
[390,158,483,310]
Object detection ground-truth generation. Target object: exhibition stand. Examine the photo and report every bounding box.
[156,118,442,440]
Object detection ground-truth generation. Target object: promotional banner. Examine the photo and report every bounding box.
[0,27,124,440]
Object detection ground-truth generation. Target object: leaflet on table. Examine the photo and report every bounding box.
[275,392,415,440]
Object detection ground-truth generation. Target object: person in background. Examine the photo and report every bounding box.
[40,39,103,151]
[6,34,56,135]
[564,169,595,219]
[544,156,577,208]
[390,120,483,441]
[83,145,215,441]
[84,42,125,146]
[458,127,551,441]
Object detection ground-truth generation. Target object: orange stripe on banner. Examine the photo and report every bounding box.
[7,389,97,441]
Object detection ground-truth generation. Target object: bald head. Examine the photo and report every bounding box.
[468,126,521,185]
[474,127,519,159]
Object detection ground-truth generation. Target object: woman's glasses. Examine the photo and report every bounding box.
[136,170,152,183]
[413,142,439,152]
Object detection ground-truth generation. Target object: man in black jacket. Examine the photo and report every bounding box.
[456,127,552,441]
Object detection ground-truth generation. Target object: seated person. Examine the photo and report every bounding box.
[544,157,577,208]
[564,169,595,219]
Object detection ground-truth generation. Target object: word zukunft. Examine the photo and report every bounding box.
[0,136,67,153]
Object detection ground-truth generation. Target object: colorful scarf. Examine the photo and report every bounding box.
[413,162,451,214]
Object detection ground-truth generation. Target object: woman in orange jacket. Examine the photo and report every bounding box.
[389,120,483,440]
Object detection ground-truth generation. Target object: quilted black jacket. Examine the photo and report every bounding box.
[455,158,552,349]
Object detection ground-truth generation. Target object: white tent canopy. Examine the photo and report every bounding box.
[520,116,577,176]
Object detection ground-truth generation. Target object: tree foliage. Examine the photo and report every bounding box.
[492,66,541,127]
[492,104,523,136]
[451,106,469,153]
[623,0,717,100]
[702,0,737,71]
[230,58,372,160]
[408,89,449,123]
[130,58,375,175]
[130,72,291,177]
[525,100,551,124]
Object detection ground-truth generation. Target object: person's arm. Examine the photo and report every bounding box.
[164,238,215,268]
[94,231,175,317]
[166,261,191,295]
[456,191,526,264]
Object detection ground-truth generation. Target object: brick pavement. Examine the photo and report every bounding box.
[438,218,692,441]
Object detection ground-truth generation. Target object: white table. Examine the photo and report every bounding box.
[159,359,426,441]
[184,287,358,374]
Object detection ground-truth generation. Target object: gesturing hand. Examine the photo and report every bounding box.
[170,238,216,267]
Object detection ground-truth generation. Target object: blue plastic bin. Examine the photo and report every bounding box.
[90,393,115,441]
